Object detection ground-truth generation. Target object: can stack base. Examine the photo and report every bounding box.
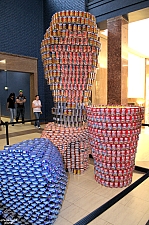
[41,122,91,174]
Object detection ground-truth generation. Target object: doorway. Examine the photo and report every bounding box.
[0,70,30,119]
[0,52,38,122]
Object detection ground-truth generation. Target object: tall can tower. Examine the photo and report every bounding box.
[41,10,101,173]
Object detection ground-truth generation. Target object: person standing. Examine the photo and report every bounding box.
[16,90,26,124]
[7,93,16,126]
[32,95,42,129]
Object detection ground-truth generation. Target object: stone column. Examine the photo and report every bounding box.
[107,16,128,105]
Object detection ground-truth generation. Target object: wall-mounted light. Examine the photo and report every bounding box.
[5,70,8,91]
[4,86,8,90]
[0,59,6,64]
[136,98,145,106]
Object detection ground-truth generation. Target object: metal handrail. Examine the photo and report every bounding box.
[0,119,44,145]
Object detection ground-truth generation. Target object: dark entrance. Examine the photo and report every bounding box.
[0,70,30,119]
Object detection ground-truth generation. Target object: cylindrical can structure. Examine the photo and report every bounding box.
[86,105,145,187]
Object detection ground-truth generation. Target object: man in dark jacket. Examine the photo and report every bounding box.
[16,90,26,124]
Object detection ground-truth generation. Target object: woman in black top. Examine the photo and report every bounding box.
[7,93,16,125]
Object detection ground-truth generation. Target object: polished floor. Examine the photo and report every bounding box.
[0,118,149,225]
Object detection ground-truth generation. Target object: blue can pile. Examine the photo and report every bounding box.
[0,138,67,224]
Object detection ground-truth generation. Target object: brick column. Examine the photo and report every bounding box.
[107,16,128,105]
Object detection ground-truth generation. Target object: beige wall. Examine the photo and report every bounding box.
[121,19,128,105]
[92,33,107,105]
[127,50,146,106]
[145,59,149,123]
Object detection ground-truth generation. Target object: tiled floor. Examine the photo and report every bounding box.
[0,118,149,225]
[0,117,43,149]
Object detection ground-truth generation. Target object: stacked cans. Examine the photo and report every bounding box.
[52,102,87,127]
[40,11,99,174]
[0,138,67,224]
[40,10,100,126]
[86,106,145,188]
[41,122,91,174]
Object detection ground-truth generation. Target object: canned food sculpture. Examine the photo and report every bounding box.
[40,10,100,173]
[0,138,67,224]
[86,106,144,187]
[41,122,91,174]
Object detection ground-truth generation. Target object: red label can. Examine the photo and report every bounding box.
[112,123,117,130]
[121,116,126,123]
[110,176,114,182]
[116,144,121,150]
[111,108,116,115]
[110,182,114,188]
[121,130,126,137]
[109,170,113,175]
[111,116,116,123]
[107,144,111,150]
[109,137,113,143]
[116,116,121,123]
[117,130,122,137]
[119,137,124,144]
[122,123,127,130]
[107,130,111,137]
[112,130,117,137]
[111,144,116,151]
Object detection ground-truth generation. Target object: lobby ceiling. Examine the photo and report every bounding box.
[99,7,149,58]
[128,7,149,23]
[98,7,149,29]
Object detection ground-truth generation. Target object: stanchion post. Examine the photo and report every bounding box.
[5,122,9,146]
